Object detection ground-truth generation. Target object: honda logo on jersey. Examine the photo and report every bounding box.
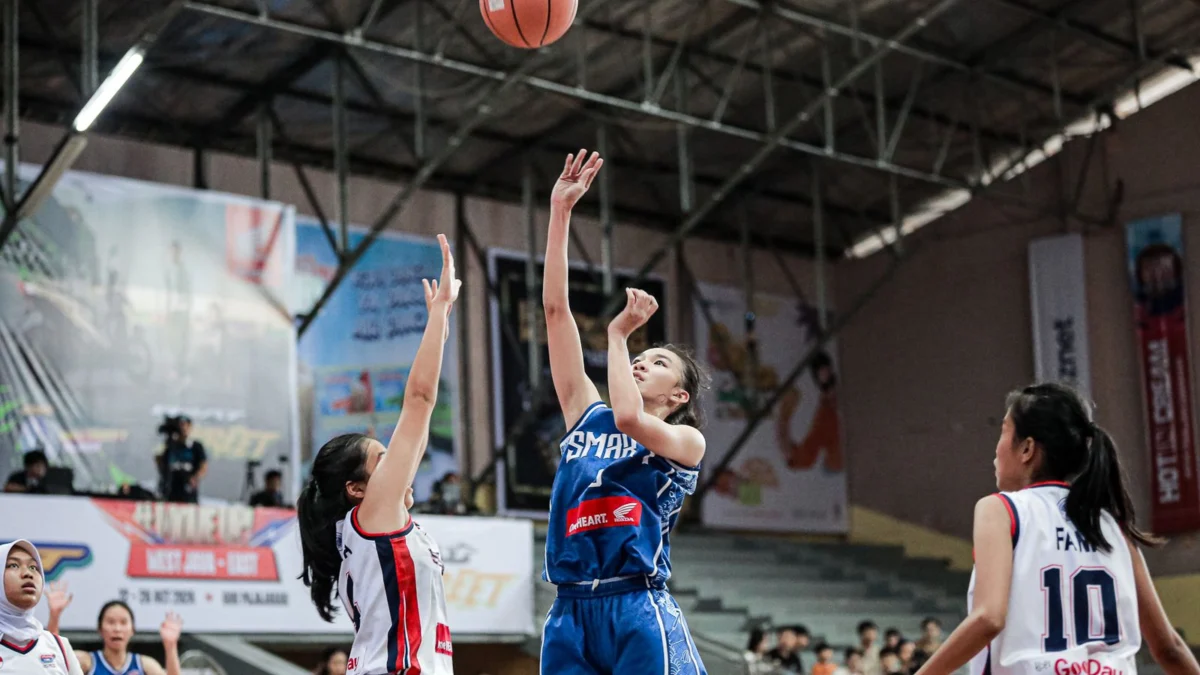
[566,496,643,536]
[562,430,639,462]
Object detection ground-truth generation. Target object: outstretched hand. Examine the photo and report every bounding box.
[46,581,72,616]
[551,149,604,210]
[423,234,460,341]
[160,611,183,647]
[608,288,658,338]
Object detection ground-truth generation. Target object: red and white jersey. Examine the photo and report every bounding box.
[0,631,83,675]
[969,482,1140,675]
[336,508,453,675]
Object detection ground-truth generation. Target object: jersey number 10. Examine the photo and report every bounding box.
[1041,567,1119,651]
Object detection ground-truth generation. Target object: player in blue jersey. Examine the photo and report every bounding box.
[540,149,710,675]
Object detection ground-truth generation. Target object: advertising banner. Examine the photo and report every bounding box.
[694,283,848,533]
[1126,214,1200,534]
[1029,234,1092,397]
[294,221,460,501]
[2,495,534,635]
[0,165,298,503]
[488,250,666,516]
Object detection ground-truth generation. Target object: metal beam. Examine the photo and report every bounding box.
[294,0,617,337]
[599,0,964,318]
[182,1,969,189]
[2,0,17,212]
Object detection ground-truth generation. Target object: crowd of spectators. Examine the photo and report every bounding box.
[746,619,944,675]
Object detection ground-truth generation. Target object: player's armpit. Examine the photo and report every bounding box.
[1130,536,1200,675]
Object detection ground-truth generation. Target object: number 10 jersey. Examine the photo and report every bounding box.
[969,482,1140,675]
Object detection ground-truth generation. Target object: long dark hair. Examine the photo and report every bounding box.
[660,343,712,429]
[297,433,371,622]
[1005,383,1160,552]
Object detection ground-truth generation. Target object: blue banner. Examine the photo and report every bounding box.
[294,222,459,501]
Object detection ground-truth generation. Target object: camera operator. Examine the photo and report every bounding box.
[156,415,207,503]
[249,469,285,508]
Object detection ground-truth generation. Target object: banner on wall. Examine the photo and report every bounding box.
[294,221,460,502]
[0,164,298,503]
[2,495,535,635]
[1126,214,1200,534]
[488,250,667,516]
[695,283,848,533]
[1029,234,1092,397]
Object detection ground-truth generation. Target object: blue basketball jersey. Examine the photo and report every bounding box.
[544,401,699,588]
[88,651,144,675]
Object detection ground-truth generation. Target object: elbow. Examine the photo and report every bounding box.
[976,610,1006,639]
[404,383,437,406]
[1150,632,1191,667]
[544,300,567,320]
[613,411,642,435]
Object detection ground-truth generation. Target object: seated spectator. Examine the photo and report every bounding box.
[4,450,48,493]
[884,627,902,650]
[812,643,838,675]
[858,620,881,675]
[915,617,943,654]
[250,469,286,508]
[745,627,775,674]
[766,624,809,674]
[314,646,348,675]
[837,648,865,675]
[880,647,903,675]
[897,640,916,672]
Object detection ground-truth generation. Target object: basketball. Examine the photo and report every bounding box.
[480,0,578,49]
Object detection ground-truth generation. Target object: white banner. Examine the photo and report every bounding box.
[1029,234,1092,397]
[695,284,848,533]
[1,495,534,636]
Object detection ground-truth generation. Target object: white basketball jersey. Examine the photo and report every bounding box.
[968,483,1140,675]
[336,508,453,675]
[0,631,82,675]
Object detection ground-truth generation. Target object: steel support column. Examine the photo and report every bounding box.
[82,0,98,95]
[332,53,350,252]
[522,159,539,386]
[3,0,17,212]
[600,0,963,318]
[453,192,473,478]
[597,125,614,295]
[257,103,272,199]
[813,168,827,331]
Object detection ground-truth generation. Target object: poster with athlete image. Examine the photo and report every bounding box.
[294,221,460,502]
[488,249,667,516]
[1125,214,1200,534]
[0,164,298,503]
[694,282,848,533]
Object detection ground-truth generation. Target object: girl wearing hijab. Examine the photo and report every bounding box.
[1,539,84,675]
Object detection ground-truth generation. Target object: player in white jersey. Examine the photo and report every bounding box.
[297,234,460,675]
[1,540,83,675]
[917,383,1200,675]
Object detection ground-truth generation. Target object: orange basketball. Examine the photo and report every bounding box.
[480,0,578,49]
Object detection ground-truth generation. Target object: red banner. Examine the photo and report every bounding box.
[1127,214,1200,533]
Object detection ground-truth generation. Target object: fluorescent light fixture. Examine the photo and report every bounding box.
[846,53,1200,260]
[72,47,146,132]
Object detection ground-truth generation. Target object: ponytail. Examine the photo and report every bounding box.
[1066,425,1160,552]
[296,433,370,622]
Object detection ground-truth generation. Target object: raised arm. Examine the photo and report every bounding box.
[359,234,459,529]
[143,612,183,675]
[1130,536,1200,675]
[546,150,605,429]
[607,289,705,468]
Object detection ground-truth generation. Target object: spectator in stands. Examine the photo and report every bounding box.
[313,646,348,675]
[424,472,470,515]
[896,640,916,673]
[857,620,882,675]
[250,469,286,508]
[880,647,903,675]
[837,648,865,675]
[883,628,902,650]
[766,625,809,674]
[812,643,838,675]
[915,617,943,654]
[744,627,775,674]
[4,450,48,494]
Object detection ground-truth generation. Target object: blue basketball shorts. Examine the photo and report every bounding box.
[540,585,707,675]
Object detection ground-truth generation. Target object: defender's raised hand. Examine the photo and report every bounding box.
[551,149,604,210]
